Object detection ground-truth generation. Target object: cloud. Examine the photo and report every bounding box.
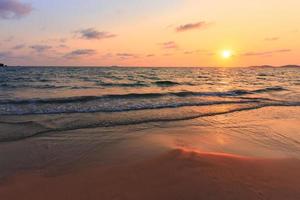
[160,41,178,49]
[183,49,214,56]
[184,49,206,55]
[0,51,12,59]
[12,44,25,49]
[242,49,291,56]
[64,49,97,59]
[264,37,279,41]
[116,53,138,59]
[76,28,117,40]
[46,37,67,43]
[116,53,136,57]
[176,21,210,32]
[57,44,68,49]
[30,45,52,53]
[0,0,32,19]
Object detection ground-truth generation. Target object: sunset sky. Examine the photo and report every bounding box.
[0,0,300,67]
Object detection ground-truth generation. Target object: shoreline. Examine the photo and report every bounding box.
[1,149,300,200]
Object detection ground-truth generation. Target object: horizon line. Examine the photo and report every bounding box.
[2,64,300,68]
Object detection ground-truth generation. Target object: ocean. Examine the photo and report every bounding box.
[0,66,300,177]
[1,67,300,116]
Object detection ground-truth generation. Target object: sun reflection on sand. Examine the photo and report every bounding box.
[216,134,227,145]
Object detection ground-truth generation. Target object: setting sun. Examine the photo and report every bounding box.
[221,50,233,59]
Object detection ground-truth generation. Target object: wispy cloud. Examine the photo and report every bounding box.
[45,37,68,44]
[76,28,117,40]
[116,53,136,57]
[242,49,291,56]
[116,53,139,59]
[57,44,68,49]
[0,51,12,59]
[146,54,155,57]
[64,49,97,59]
[0,0,32,19]
[30,45,52,53]
[176,21,210,32]
[264,37,279,41]
[12,44,26,50]
[160,41,178,49]
[183,49,214,56]
[183,49,207,55]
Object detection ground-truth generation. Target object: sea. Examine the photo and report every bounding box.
[0,66,300,177]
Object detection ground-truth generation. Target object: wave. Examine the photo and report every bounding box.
[154,81,180,86]
[99,82,148,87]
[1,98,299,116]
[1,102,300,142]
[253,86,286,93]
[0,100,260,115]
[0,84,68,89]
[0,86,287,105]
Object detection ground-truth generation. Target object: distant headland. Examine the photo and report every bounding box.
[249,65,300,69]
[0,63,8,67]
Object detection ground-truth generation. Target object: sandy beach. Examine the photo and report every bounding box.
[1,106,300,200]
[1,148,300,200]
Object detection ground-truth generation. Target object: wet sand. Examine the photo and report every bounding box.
[1,107,300,199]
[1,148,300,200]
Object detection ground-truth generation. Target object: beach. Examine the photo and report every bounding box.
[1,106,300,200]
[1,149,300,200]
[0,67,300,199]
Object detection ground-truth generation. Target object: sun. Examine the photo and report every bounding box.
[221,50,233,59]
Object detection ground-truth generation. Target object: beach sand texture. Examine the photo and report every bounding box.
[1,149,300,200]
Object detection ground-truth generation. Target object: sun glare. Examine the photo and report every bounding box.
[221,50,232,59]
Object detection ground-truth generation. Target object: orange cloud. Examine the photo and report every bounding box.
[242,49,292,56]
[176,21,210,32]
[160,41,178,49]
[75,28,117,40]
[64,49,97,59]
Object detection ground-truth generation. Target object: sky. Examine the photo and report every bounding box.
[0,0,300,67]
